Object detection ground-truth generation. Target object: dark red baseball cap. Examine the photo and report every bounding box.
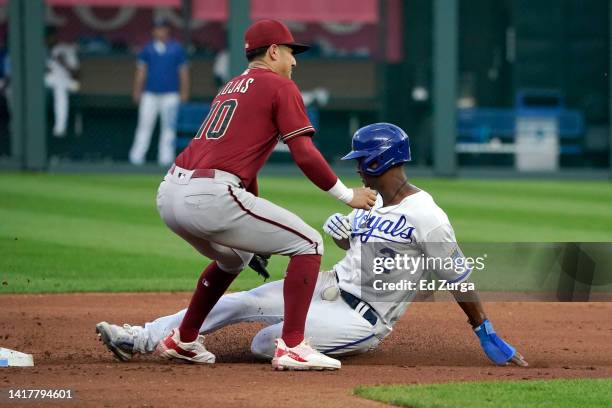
[244,19,310,56]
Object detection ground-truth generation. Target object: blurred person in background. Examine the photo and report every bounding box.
[129,18,189,166]
[212,49,230,89]
[45,26,80,138]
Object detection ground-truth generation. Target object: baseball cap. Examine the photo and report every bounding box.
[244,19,310,56]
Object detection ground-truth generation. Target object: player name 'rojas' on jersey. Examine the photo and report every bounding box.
[175,67,315,188]
[217,77,255,96]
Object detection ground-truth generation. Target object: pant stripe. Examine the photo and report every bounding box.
[322,334,376,354]
[227,186,319,255]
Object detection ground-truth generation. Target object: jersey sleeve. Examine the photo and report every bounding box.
[273,82,315,143]
[421,223,473,283]
[286,136,337,191]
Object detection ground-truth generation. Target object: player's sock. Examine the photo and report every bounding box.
[281,254,321,348]
[179,262,237,343]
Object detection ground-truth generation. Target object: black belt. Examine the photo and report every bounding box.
[339,289,378,326]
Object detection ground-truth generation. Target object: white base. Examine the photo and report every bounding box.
[0,347,34,367]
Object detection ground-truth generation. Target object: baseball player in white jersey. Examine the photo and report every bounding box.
[45,27,80,138]
[97,123,527,367]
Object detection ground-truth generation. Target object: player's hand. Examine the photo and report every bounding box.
[323,213,352,240]
[347,187,376,210]
[473,319,528,367]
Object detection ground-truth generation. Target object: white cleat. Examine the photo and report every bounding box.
[96,321,137,362]
[154,328,215,364]
[271,338,341,371]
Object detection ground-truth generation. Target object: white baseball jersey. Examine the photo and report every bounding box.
[335,190,472,326]
[46,43,79,89]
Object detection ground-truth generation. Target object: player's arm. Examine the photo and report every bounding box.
[133,64,146,104]
[423,225,528,367]
[452,287,528,367]
[451,286,487,327]
[275,83,375,210]
[285,136,375,210]
[133,46,148,104]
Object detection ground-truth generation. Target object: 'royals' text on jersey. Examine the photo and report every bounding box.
[175,67,314,186]
[334,190,473,327]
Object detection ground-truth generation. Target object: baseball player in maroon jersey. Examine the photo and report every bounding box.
[149,19,376,370]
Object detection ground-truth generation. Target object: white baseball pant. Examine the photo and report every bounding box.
[129,92,179,166]
[134,271,391,357]
[156,166,323,274]
[44,77,71,137]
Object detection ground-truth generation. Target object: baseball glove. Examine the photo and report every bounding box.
[249,253,271,280]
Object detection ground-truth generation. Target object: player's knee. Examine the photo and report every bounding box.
[250,330,276,360]
[216,251,254,274]
[216,259,249,274]
[293,228,324,256]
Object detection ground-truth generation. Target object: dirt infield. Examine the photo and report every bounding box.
[1,293,611,407]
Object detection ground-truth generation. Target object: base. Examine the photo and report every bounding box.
[0,348,34,367]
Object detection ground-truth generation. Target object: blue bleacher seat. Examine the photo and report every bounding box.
[457,107,585,155]
[175,103,210,149]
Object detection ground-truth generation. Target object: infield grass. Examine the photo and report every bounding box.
[1,172,611,293]
[354,378,612,408]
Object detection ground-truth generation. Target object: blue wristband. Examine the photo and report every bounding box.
[474,319,516,365]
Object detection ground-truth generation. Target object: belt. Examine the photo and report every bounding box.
[169,164,215,179]
[339,288,378,326]
[168,164,244,187]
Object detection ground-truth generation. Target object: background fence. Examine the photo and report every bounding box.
[0,0,610,177]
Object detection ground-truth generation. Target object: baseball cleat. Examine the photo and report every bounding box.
[96,321,137,362]
[271,338,341,371]
[154,328,215,364]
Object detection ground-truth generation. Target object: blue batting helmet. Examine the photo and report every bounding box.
[341,123,411,176]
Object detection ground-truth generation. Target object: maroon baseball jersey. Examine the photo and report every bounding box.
[175,67,314,186]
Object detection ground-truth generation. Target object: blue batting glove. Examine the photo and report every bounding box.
[473,319,524,366]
